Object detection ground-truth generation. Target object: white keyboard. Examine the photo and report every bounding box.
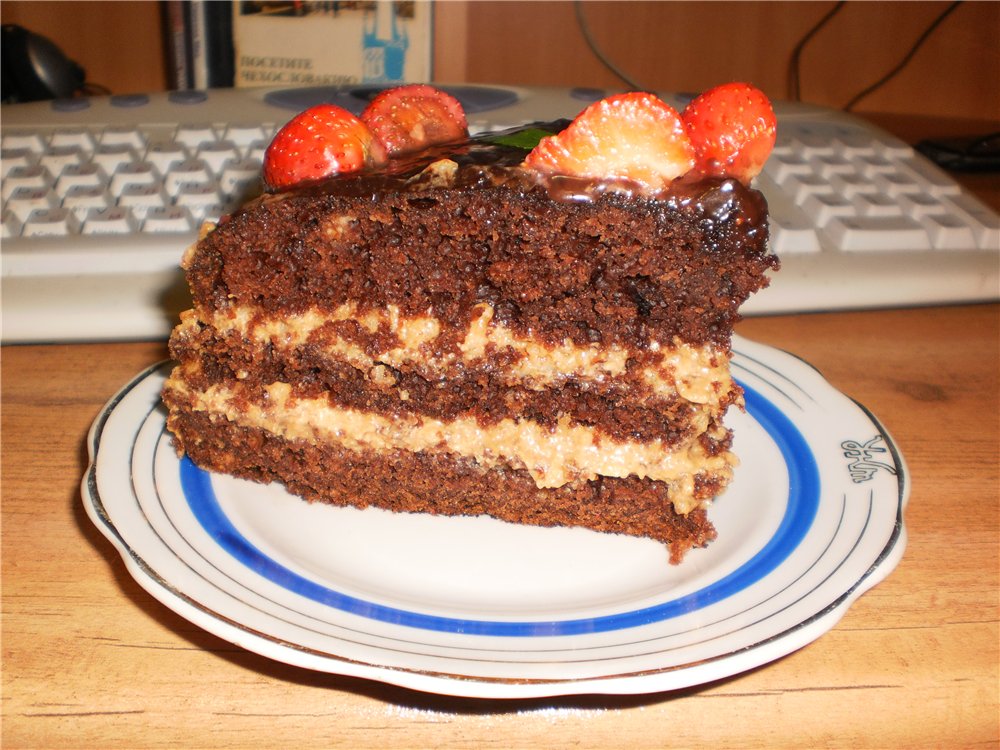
[2,85,998,343]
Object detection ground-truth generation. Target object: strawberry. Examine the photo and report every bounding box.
[361,84,468,157]
[522,92,695,192]
[263,104,387,190]
[682,82,776,183]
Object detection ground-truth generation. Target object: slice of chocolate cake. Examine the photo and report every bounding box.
[162,84,779,562]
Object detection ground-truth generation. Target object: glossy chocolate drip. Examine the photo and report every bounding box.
[255,122,768,235]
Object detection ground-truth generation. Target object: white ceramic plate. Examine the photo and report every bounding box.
[83,336,908,698]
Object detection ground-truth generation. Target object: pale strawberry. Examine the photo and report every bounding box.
[522,92,695,192]
[361,84,468,157]
[263,104,386,190]
[682,82,776,183]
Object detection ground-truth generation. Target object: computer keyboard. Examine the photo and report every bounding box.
[2,84,998,343]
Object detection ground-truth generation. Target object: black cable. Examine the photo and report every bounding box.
[916,130,1000,172]
[787,1,846,101]
[574,0,644,91]
[843,1,963,111]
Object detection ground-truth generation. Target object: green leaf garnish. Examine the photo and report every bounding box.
[483,127,555,151]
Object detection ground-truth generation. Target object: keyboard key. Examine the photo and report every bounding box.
[920,214,978,248]
[830,173,875,197]
[109,161,159,194]
[22,207,81,237]
[823,216,931,252]
[1,132,46,153]
[54,163,108,196]
[174,124,217,149]
[758,175,823,255]
[769,221,822,255]
[855,154,896,177]
[38,146,86,176]
[62,185,113,222]
[899,192,946,217]
[82,206,138,235]
[175,184,224,213]
[764,153,812,182]
[91,143,138,174]
[854,192,902,217]
[164,159,214,196]
[100,126,146,150]
[2,164,53,200]
[49,129,97,151]
[1,209,23,238]
[783,124,837,155]
[810,154,857,178]
[897,157,962,196]
[945,194,1000,248]
[5,186,58,222]
[769,131,795,157]
[874,172,923,197]
[1,147,38,178]
[833,131,878,157]
[871,133,913,158]
[194,141,240,174]
[222,123,267,147]
[791,133,836,157]
[219,158,262,198]
[186,202,228,224]
[778,172,836,199]
[802,193,856,225]
[117,183,169,221]
[143,206,195,233]
[144,141,188,175]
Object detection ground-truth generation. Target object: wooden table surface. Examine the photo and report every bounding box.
[3,116,999,749]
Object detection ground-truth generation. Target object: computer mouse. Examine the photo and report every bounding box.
[1,24,85,103]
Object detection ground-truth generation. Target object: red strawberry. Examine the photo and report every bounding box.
[682,82,776,183]
[263,104,387,190]
[523,92,695,192]
[361,84,468,157]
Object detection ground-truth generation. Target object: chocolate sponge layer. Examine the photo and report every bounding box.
[168,408,720,564]
[186,168,774,352]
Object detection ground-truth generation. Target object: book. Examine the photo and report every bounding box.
[190,0,208,88]
[162,0,192,90]
[202,1,236,88]
[164,0,235,91]
[233,1,433,89]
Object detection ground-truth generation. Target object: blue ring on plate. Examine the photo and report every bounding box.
[180,382,820,636]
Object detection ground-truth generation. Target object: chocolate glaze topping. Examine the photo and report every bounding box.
[267,122,767,223]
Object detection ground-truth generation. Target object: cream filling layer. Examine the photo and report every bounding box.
[191,302,733,406]
[168,378,734,514]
